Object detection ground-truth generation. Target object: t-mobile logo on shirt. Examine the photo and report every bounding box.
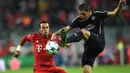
[36,45,45,52]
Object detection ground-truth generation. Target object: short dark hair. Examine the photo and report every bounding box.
[41,21,48,24]
[79,3,91,11]
[39,21,49,30]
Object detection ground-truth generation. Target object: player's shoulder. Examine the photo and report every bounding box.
[72,16,81,22]
[28,33,37,36]
[75,16,81,19]
[26,33,38,38]
[93,11,107,14]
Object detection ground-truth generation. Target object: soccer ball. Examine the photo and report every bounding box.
[45,41,59,55]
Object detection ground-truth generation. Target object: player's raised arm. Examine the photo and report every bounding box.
[107,0,126,16]
[13,35,29,58]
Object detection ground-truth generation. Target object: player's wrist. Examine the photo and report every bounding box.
[16,45,21,51]
[13,45,21,58]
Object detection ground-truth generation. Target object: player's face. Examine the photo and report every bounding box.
[39,23,50,37]
[79,10,91,19]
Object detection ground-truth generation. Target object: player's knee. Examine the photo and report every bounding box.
[80,29,90,40]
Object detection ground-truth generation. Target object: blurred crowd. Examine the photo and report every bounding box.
[0,0,130,70]
[0,0,130,33]
[0,0,77,31]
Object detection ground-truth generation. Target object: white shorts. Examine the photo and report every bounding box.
[0,59,6,72]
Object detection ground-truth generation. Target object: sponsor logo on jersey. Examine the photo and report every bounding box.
[85,24,95,30]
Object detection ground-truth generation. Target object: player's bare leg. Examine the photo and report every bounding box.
[82,65,92,73]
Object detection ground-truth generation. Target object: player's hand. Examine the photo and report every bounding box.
[51,33,57,40]
[13,50,20,58]
[119,0,126,7]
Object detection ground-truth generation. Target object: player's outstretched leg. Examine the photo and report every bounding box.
[60,29,90,47]
[66,31,84,43]
[66,29,91,43]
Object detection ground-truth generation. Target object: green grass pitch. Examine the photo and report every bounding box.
[3,65,130,73]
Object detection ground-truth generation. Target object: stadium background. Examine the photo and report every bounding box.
[0,0,130,73]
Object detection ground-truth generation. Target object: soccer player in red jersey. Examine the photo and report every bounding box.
[13,21,67,73]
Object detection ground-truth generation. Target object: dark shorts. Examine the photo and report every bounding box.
[82,32,105,67]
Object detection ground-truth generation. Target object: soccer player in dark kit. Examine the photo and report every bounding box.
[51,0,126,73]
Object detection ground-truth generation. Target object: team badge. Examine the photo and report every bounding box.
[36,40,39,43]
[92,16,95,21]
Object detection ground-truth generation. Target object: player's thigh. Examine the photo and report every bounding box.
[82,65,92,73]
[51,66,67,73]
[81,29,91,40]
[87,32,105,54]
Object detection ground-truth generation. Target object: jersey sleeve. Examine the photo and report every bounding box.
[69,16,81,28]
[94,11,108,20]
[55,36,61,45]
[20,34,34,46]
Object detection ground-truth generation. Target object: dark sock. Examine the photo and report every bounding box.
[67,31,83,43]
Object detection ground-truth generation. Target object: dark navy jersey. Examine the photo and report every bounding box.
[69,11,108,39]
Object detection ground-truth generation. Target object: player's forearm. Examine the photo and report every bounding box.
[13,45,22,58]
[13,35,28,58]
[107,3,123,16]
[113,3,123,16]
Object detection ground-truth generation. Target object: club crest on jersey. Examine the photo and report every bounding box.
[28,34,31,38]
[36,40,39,43]
[91,16,95,21]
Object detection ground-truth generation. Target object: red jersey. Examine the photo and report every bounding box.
[20,33,60,67]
